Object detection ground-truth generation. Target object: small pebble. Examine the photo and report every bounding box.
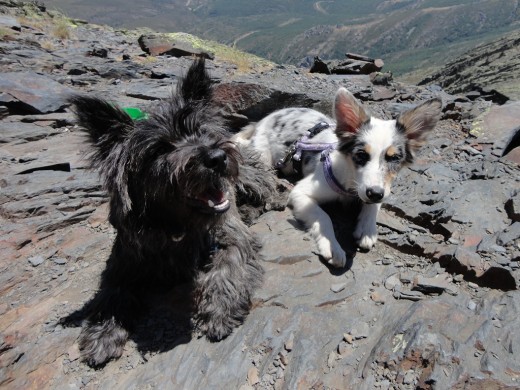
[337,341,349,356]
[403,370,415,385]
[343,333,353,344]
[53,257,67,265]
[28,255,45,267]
[370,291,385,304]
[247,367,259,385]
[284,333,294,352]
[331,283,346,293]
[351,322,369,340]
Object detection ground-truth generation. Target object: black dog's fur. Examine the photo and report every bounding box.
[69,59,276,367]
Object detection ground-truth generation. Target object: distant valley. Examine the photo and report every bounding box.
[43,0,520,76]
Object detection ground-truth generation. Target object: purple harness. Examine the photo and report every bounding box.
[276,122,351,196]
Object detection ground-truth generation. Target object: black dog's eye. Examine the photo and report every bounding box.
[353,150,370,166]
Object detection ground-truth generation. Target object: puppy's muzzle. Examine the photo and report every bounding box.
[365,186,384,203]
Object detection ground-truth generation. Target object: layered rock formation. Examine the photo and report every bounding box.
[1,2,520,389]
[419,30,520,102]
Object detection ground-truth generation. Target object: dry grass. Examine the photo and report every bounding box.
[0,27,11,39]
[134,55,158,64]
[17,5,75,41]
[166,32,275,73]
[17,15,46,30]
[39,39,56,51]
[52,18,71,39]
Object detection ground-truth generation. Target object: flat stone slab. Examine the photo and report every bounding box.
[471,101,520,150]
[0,72,75,114]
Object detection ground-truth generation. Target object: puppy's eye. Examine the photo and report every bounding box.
[386,153,402,163]
[353,150,370,166]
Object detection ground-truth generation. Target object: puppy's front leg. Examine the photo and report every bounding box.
[354,202,381,250]
[289,181,347,268]
[194,223,263,341]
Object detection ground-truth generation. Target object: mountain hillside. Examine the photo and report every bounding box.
[2,2,520,389]
[419,29,520,101]
[42,0,520,74]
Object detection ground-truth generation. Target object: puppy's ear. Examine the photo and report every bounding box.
[179,58,212,103]
[397,98,442,155]
[69,95,133,161]
[334,87,369,138]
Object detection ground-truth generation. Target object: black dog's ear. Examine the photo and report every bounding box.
[70,95,134,218]
[69,95,133,161]
[178,58,212,103]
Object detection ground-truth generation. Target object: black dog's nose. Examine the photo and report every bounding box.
[366,187,384,202]
[204,149,228,172]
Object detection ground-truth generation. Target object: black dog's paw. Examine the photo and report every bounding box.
[79,317,129,367]
[203,317,236,342]
[192,310,240,342]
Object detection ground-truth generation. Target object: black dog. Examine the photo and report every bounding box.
[70,59,276,367]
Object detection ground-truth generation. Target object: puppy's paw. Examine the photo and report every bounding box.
[354,222,378,250]
[317,237,347,268]
[357,234,378,250]
[79,318,128,367]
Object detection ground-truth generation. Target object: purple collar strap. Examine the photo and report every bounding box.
[320,148,351,196]
[277,121,351,196]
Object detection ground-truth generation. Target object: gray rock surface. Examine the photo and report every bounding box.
[1,2,520,389]
[420,31,520,102]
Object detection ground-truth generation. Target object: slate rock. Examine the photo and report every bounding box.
[28,255,45,267]
[505,191,520,222]
[0,14,20,30]
[0,121,61,143]
[1,3,520,390]
[212,82,318,127]
[470,101,520,150]
[0,72,74,114]
[138,34,215,60]
[309,56,330,74]
[502,126,520,157]
[497,222,520,246]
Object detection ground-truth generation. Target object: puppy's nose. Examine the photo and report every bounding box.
[366,187,384,202]
[204,149,228,172]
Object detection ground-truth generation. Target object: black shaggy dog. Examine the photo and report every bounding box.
[70,59,276,367]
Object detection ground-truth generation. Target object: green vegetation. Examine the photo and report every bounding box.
[43,0,520,75]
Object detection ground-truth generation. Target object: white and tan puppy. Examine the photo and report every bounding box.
[236,88,442,267]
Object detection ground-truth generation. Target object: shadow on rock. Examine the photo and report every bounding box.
[315,199,363,274]
[60,285,194,366]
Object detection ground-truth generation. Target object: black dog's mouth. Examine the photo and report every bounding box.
[186,188,231,214]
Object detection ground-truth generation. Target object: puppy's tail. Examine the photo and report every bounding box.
[232,123,257,147]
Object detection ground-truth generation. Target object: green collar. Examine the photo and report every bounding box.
[122,107,148,121]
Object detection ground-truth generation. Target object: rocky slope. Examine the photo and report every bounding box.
[1,1,520,389]
[41,0,520,75]
[419,29,520,102]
